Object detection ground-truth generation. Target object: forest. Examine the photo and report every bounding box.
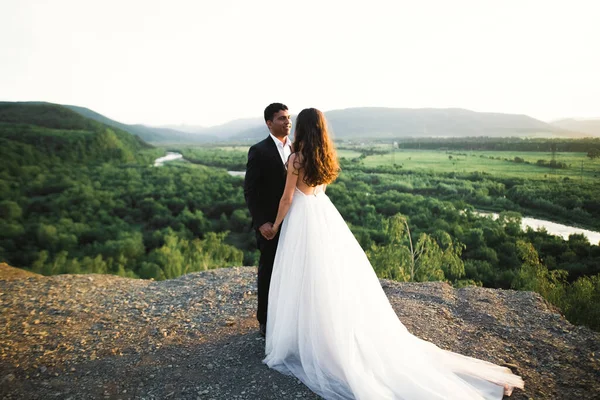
[1,103,599,331]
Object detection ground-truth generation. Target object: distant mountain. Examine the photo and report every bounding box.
[151,119,266,141]
[550,118,600,137]
[64,106,571,143]
[0,101,104,131]
[154,118,265,142]
[2,102,582,146]
[149,118,266,142]
[232,108,576,142]
[0,102,150,165]
[159,124,207,134]
[325,108,569,138]
[64,105,217,143]
[2,102,255,144]
[194,117,263,139]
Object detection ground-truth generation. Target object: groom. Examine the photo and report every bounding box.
[244,103,292,337]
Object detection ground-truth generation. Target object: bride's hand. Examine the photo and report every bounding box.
[259,223,275,240]
[272,223,280,234]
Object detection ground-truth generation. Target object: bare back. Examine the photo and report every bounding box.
[292,153,326,196]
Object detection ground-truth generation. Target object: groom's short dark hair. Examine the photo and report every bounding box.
[264,103,288,122]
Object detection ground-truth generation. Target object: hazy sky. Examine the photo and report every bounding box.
[1,0,598,126]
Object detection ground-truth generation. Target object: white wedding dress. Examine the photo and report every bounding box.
[263,187,524,400]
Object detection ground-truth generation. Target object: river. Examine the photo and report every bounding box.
[227,171,246,177]
[154,153,244,177]
[154,152,183,166]
[477,211,600,245]
[154,155,599,244]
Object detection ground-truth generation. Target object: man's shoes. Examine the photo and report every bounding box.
[259,323,266,338]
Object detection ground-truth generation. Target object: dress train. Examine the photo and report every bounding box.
[264,188,523,399]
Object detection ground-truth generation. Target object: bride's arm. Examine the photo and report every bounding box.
[273,153,299,233]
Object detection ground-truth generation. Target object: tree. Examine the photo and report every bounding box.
[563,274,600,330]
[368,214,464,283]
[511,240,566,304]
[435,231,466,281]
[146,231,243,280]
[587,148,600,160]
[0,200,22,220]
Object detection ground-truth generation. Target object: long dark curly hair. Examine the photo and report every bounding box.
[292,108,339,186]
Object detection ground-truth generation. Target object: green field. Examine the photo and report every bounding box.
[203,146,600,181]
[337,149,362,159]
[362,150,600,181]
[214,146,362,161]
[216,146,250,152]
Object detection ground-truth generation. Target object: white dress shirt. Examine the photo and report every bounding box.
[269,132,292,167]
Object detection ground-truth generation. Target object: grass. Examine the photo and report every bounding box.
[337,149,362,159]
[362,150,600,181]
[190,146,600,182]
[213,147,362,161]
[216,146,250,152]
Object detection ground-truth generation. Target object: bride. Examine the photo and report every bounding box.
[263,108,524,399]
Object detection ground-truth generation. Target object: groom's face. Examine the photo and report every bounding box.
[268,110,292,138]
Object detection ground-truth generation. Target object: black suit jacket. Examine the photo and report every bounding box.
[244,136,287,231]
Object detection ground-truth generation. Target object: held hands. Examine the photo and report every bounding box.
[259,222,278,240]
[272,222,280,235]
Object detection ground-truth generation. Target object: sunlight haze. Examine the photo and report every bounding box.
[1,0,598,126]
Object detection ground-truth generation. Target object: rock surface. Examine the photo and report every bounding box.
[1,263,599,399]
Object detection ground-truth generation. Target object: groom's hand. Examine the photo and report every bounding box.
[259,223,275,240]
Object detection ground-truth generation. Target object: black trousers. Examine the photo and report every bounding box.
[256,230,280,325]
